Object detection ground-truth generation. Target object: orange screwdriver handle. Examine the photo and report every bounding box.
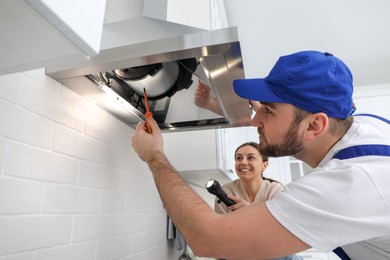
[144,111,153,134]
[143,88,153,134]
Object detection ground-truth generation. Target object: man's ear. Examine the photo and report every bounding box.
[303,113,329,140]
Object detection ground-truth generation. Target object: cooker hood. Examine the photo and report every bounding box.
[46,16,252,132]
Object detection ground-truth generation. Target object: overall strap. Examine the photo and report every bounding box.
[333,144,390,159]
[333,113,390,160]
[355,113,390,124]
[333,247,351,260]
[332,113,390,260]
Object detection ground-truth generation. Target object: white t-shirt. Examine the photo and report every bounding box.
[266,115,390,260]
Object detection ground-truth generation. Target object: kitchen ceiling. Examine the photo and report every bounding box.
[222,0,390,88]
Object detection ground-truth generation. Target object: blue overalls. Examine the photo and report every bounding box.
[332,114,390,260]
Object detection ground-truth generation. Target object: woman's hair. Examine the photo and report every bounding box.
[234,142,280,184]
[234,142,268,162]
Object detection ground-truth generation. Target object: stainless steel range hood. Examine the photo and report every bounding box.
[46,16,251,132]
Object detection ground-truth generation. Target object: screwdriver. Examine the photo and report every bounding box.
[143,88,153,134]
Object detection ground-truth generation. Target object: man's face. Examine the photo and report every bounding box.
[251,102,304,158]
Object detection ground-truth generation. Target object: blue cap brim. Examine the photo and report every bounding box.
[233,78,285,103]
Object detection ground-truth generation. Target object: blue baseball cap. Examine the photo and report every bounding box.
[233,51,355,119]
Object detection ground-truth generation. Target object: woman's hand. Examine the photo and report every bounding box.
[226,194,251,212]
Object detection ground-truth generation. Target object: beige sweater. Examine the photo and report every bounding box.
[214,179,283,214]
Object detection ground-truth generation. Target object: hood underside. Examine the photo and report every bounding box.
[46,17,251,132]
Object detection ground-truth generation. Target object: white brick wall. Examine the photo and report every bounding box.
[0,69,181,259]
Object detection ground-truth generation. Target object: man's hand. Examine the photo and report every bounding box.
[131,118,164,163]
[194,80,223,115]
[194,80,213,109]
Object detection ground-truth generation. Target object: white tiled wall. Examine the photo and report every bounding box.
[0,69,181,259]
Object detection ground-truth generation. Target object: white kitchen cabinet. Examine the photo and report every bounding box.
[289,157,312,181]
[0,0,106,75]
[163,129,219,172]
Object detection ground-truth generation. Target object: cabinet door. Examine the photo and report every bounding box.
[216,127,243,179]
[163,129,218,171]
[0,0,106,75]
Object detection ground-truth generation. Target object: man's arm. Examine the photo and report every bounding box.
[131,119,309,259]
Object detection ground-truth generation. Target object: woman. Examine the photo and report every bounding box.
[214,142,283,213]
[214,142,303,260]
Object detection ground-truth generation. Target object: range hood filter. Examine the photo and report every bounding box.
[112,58,197,100]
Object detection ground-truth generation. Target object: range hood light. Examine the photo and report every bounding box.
[198,57,209,76]
[87,75,144,119]
[200,47,209,56]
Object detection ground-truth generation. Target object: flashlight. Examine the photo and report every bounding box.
[205,179,236,207]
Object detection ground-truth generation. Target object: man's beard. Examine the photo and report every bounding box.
[259,120,304,158]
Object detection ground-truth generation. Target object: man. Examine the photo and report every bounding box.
[132,51,390,259]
